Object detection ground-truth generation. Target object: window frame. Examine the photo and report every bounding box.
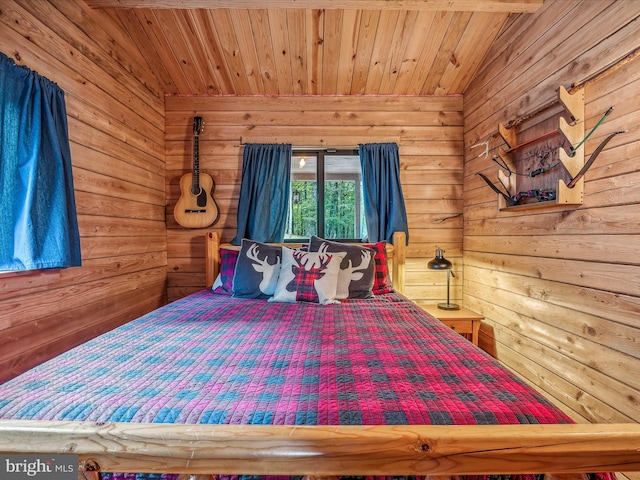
[286,148,363,243]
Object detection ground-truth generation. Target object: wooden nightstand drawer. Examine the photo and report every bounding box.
[439,319,473,334]
[418,304,483,347]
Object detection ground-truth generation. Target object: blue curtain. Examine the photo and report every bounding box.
[0,52,81,271]
[359,142,409,244]
[231,143,292,245]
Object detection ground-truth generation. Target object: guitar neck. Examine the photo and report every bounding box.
[191,134,200,194]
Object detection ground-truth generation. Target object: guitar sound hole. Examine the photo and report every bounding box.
[196,187,207,208]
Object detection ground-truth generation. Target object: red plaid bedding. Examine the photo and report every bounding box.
[0,289,607,479]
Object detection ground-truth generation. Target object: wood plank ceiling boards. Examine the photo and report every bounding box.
[84,0,543,96]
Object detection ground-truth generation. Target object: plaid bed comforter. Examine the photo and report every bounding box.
[0,289,593,479]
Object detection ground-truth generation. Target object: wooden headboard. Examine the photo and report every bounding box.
[205,231,406,295]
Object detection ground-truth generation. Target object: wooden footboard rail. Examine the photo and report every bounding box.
[1,421,639,477]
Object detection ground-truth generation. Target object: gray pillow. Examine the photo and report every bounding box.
[232,239,282,299]
[308,236,375,299]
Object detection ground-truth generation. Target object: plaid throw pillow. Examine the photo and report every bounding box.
[212,248,239,295]
[363,241,393,294]
[270,248,345,304]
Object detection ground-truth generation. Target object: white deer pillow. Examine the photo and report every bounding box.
[232,239,282,299]
[308,237,376,299]
[270,248,346,305]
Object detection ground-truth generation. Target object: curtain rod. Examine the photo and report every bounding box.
[292,146,358,152]
[237,144,359,152]
[238,142,358,151]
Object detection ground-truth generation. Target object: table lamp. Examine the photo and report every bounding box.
[427,247,459,310]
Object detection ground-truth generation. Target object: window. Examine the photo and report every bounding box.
[286,149,366,242]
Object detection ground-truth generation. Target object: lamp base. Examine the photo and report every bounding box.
[437,302,460,310]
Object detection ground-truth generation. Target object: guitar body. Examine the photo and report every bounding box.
[174,116,219,228]
[174,172,219,228]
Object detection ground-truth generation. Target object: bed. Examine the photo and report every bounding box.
[0,231,638,480]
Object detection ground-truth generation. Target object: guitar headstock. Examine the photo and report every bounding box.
[193,116,204,136]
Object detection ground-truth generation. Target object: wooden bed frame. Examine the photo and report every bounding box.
[1,231,639,480]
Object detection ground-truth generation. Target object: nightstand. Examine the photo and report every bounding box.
[419,305,483,347]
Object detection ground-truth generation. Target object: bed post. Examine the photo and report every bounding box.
[392,231,406,295]
[205,231,221,288]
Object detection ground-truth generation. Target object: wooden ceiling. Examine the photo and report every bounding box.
[88,0,543,96]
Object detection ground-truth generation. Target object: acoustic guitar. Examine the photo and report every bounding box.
[174,116,219,228]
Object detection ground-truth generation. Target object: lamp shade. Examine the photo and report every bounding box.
[427,247,452,270]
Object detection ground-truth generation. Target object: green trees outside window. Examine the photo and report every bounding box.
[286,150,364,241]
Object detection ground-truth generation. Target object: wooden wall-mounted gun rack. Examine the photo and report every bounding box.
[496,85,585,210]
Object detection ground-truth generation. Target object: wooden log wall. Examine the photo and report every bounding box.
[463,3,640,479]
[0,0,167,383]
[165,95,464,305]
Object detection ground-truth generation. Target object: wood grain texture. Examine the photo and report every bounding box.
[165,95,464,304]
[79,4,518,96]
[1,420,639,476]
[462,6,640,480]
[0,0,637,474]
[0,0,167,383]
[85,0,543,12]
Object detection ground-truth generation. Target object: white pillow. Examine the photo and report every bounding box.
[270,248,346,305]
